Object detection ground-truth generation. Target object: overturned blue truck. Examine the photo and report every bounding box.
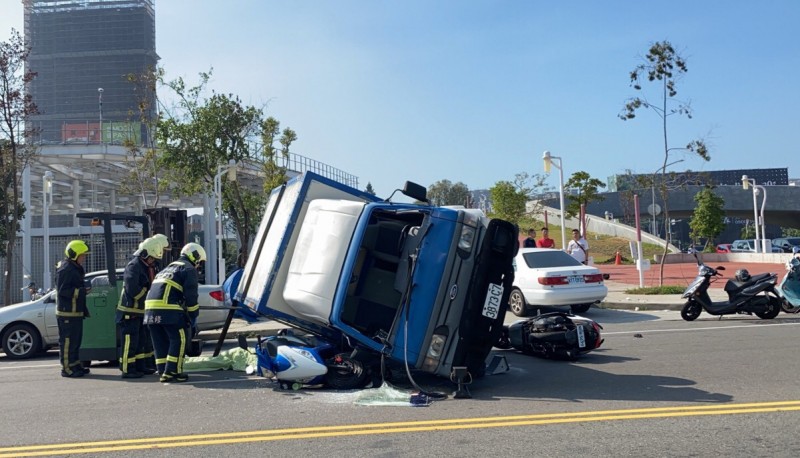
[235,172,517,388]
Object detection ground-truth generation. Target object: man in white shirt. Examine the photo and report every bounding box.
[567,229,589,264]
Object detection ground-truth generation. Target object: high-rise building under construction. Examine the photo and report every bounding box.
[23,0,158,143]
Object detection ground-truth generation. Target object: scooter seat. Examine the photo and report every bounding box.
[725,273,772,292]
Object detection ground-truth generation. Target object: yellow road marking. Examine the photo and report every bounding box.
[2,401,799,456]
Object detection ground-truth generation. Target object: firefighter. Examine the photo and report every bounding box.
[131,233,170,373]
[55,240,91,378]
[144,242,206,383]
[116,237,164,378]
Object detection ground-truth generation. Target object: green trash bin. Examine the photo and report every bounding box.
[78,277,121,363]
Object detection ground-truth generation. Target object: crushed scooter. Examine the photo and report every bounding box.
[238,331,373,391]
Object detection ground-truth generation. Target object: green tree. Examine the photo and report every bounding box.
[688,187,725,246]
[427,179,470,206]
[564,171,606,219]
[157,70,296,257]
[620,40,711,285]
[488,181,526,224]
[782,227,800,237]
[364,182,376,195]
[0,29,38,305]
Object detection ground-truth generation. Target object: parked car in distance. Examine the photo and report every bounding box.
[0,269,228,360]
[716,243,732,253]
[508,248,608,317]
[771,237,800,253]
[730,239,782,253]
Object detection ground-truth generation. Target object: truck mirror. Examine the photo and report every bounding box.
[402,181,428,203]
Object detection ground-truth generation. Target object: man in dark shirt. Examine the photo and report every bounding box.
[523,228,537,248]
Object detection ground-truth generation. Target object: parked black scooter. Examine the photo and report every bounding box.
[680,252,782,321]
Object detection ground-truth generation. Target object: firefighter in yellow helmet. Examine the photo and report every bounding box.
[144,242,206,383]
[55,240,91,378]
[116,237,163,378]
[132,233,170,374]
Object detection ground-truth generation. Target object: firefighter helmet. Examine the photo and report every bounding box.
[180,243,207,265]
[138,237,164,260]
[65,240,90,261]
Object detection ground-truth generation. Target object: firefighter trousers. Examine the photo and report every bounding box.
[148,323,187,375]
[57,317,84,375]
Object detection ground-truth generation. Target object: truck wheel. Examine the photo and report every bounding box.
[508,288,528,317]
[325,354,369,390]
[2,324,42,359]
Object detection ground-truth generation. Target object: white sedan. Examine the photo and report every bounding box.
[508,248,608,316]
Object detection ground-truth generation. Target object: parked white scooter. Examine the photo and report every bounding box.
[778,246,800,313]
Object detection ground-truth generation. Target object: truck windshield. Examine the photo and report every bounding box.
[340,209,426,338]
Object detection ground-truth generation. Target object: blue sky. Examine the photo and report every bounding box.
[2,1,798,196]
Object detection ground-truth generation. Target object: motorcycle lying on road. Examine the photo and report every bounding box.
[495,311,604,360]
[680,253,782,321]
[777,247,800,314]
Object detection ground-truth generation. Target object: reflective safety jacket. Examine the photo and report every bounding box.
[143,255,200,327]
[116,255,154,319]
[55,258,88,319]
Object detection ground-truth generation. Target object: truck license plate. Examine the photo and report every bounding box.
[482,283,504,319]
[576,325,586,348]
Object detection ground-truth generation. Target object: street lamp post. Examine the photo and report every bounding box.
[214,159,237,283]
[42,171,54,291]
[742,175,767,252]
[98,87,103,143]
[542,151,567,250]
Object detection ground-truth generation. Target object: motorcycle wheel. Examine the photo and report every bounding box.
[756,297,782,319]
[781,299,800,314]
[324,354,369,390]
[681,301,702,321]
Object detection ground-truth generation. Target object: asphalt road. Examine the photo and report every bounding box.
[2,309,800,457]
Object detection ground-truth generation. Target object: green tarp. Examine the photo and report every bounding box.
[183,347,258,373]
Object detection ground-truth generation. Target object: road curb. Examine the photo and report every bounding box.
[599,302,684,312]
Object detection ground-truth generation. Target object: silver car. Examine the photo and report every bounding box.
[0,270,229,359]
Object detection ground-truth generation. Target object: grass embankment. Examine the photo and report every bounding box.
[519,224,665,264]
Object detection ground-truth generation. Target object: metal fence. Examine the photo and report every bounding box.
[0,232,142,306]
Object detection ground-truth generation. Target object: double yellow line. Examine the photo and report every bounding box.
[3,401,800,457]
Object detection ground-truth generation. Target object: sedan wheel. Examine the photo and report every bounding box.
[508,288,528,317]
[2,324,42,359]
[570,303,592,314]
